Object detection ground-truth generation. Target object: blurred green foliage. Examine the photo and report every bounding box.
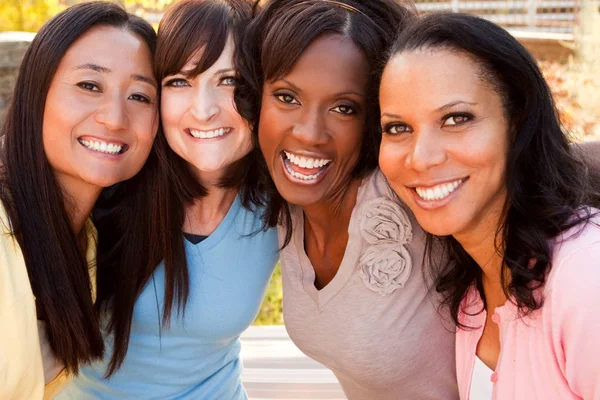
[254,263,284,325]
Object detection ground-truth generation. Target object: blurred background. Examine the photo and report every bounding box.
[1,0,599,328]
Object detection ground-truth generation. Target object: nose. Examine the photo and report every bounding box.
[95,95,128,131]
[190,84,220,122]
[405,128,447,172]
[291,107,328,146]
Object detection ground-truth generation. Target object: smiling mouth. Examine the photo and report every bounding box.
[281,151,332,182]
[413,178,466,201]
[78,138,127,155]
[187,127,232,139]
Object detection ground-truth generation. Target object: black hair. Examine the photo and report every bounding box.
[0,1,156,373]
[235,0,416,245]
[384,12,600,327]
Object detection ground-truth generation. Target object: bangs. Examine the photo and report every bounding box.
[155,1,230,81]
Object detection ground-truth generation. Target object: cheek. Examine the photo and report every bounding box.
[160,94,184,130]
[257,106,280,155]
[378,140,406,182]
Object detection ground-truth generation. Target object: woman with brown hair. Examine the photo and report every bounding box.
[0,2,157,399]
[60,1,278,398]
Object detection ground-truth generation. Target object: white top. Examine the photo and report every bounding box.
[279,169,459,400]
[469,357,494,400]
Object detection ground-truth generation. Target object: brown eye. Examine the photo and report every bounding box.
[443,114,471,126]
[332,105,355,115]
[386,124,412,135]
[77,82,100,92]
[275,93,299,105]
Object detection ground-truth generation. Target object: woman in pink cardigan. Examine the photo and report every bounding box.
[378,13,600,400]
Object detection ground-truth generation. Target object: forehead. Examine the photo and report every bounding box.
[182,36,235,73]
[380,50,486,109]
[276,34,369,95]
[58,25,152,74]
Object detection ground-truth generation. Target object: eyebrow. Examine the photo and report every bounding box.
[435,100,477,112]
[75,63,156,87]
[381,112,402,120]
[381,101,477,121]
[75,63,110,74]
[215,68,235,75]
[275,79,365,98]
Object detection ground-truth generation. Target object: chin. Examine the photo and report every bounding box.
[413,215,458,237]
[82,173,126,189]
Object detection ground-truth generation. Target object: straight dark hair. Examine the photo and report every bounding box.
[384,13,600,327]
[234,0,416,246]
[0,1,156,373]
[94,0,259,376]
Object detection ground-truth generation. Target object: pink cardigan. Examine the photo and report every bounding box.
[456,216,600,400]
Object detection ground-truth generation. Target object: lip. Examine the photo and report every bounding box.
[77,136,129,159]
[279,151,332,186]
[407,176,467,189]
[283,149,333,159]
[185,127,233,141]
[408,177,468,210]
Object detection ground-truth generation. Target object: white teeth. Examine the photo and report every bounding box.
[415,179,463,201]
[79,139,123,155]
[283,151,331,170]
[283,158,326,181]
[189,127,231,139]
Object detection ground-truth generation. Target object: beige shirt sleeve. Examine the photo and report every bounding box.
[0,232,45,400]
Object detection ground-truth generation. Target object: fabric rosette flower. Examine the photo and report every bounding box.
[359,198,412,245]
[359,242,412,295]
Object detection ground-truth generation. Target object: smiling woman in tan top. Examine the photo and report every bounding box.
[235,0,458,398]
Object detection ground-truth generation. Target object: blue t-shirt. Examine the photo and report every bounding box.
[59,196,278,399]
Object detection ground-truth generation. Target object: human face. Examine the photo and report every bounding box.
[379,50,509,240]
[160,37,252,181]
[258,34,369,208]
[43,26,158,193]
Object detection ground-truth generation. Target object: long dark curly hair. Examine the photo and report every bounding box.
[234,0,416,246]
[384,13,600,327]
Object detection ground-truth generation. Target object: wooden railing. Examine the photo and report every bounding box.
[414,0,598,34]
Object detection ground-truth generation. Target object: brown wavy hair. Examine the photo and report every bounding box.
[94,0,262,376]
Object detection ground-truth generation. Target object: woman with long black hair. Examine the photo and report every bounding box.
[379,13,600,399]
[0,2,157,398]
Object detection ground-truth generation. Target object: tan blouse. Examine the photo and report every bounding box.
[280,169,458,399]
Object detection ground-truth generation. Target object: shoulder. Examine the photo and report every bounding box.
[357,168,398,203]
[545,211,600,312]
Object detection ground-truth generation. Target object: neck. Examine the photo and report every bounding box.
[454,209,507,309]
[192,166,226,189]
[302,178,361,251]
[58,176,102,237]
[183,185,238,236]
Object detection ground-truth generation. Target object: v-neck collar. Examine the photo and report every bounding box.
[292,176,370,308]
[186,193,242,252]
